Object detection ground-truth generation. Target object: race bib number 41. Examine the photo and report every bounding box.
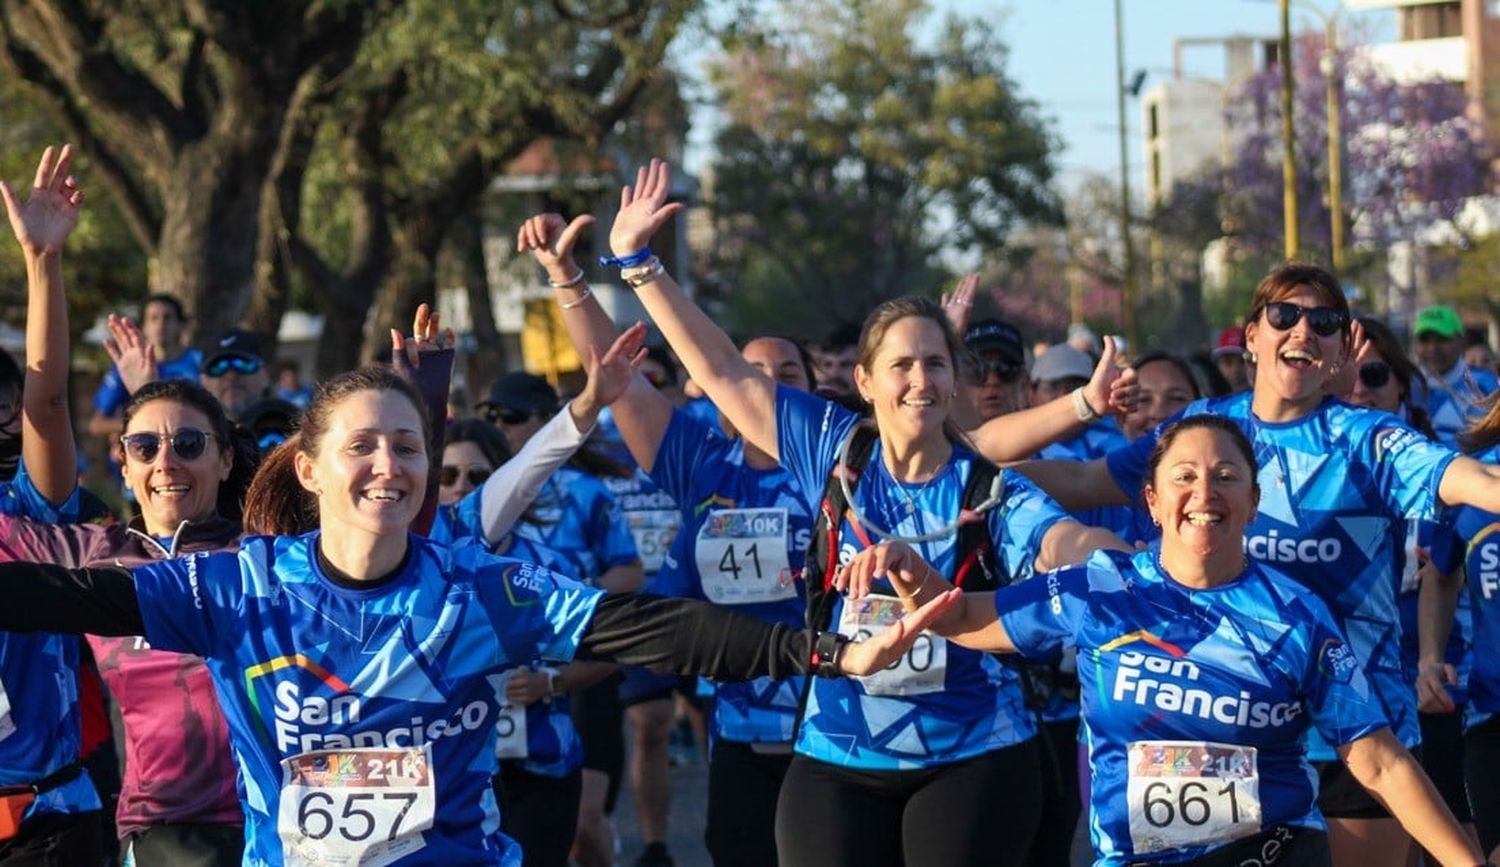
[278,746,436,867]
[837,595,946,696]
[1126,741,1260,856]
[696,508,796,605]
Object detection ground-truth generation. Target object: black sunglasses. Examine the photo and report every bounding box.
[1259,301,1348,338]
[971,357,1024,382]
[120,429,218,463]
[483,406,533,426]
[204,355,263,378]
[441,465,491,488]
[1358,361,1392,390]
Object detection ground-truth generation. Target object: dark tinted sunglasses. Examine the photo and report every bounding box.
[204,355,263,378]
[1259,301,1348,338]
[1358,361,1392,390]
[483,406,532,425]
[120,429,218,463]
[972,358,1024,382]
[441,465,491,487]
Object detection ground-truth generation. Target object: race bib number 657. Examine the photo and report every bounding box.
[278,746,436,867]
[1126,741,1260,855]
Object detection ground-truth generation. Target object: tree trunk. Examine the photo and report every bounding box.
[449,213,509,389]
[362,232,439,367]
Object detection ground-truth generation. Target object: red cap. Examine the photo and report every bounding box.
[1212,325,1245,358]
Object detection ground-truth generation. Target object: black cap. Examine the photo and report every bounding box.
[205,328,264,366]
[477,371,559,417]
[963,318,1024,368]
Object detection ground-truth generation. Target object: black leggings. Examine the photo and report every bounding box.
[493,764,582,867]
[707,741,793,867]
[1465,715,1500,853]
[774,739,1042,867]
[125,822,245,867]
[1027,718,1082,867]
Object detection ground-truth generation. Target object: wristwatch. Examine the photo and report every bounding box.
[810,632,850,678]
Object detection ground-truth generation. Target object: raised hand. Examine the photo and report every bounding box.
[1086,335,1138,417]
[390,303,455,373]
[1325,318,1367,399]
[835,590,962,676]
[102,314,158,395]
[0,144,85,258]
[941,274,980,337]
[608,159,684,258]
[518,212,595,284]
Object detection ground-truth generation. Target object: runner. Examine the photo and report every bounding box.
[1412,305,1497,445]
[836,415,1484,867]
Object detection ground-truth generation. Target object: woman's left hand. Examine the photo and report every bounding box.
[941,273,979,337]
[391,303,455,371]
[0,144,84,258]
[608,159,684,257]
[835,590,962,676]
[575,321,649,422]
[1085,335,1137,417]
[1324,319,1367,399]
[834,540,929,601]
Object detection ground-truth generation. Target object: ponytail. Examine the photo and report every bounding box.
[242,434,318,535]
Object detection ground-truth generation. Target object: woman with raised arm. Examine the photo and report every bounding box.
[837,416,1485,867]
[596,159,1131,867]
[1012,264,1500,866]
[0,352,952,866]
[520,210,820,867]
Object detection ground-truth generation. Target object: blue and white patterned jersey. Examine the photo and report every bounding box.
[999,550,1386,865]
[1423,361,1498,446]
[430,503,585,779]
[513,466,638,583]
[132,532,604,866]
[1106,394,1457,758]
[602,471,680,580]
[1395,518,1470,706]
[0,460,98,818]
[1456,445,1500,731]
[648,408,810,744]
[776,386,1067,770]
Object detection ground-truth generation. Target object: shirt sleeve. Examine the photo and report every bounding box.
[1301,603,1389,747]
[480,403,591,542]
[774,385,859,514]
[131,551,237,658]
[479,556,606,665]
[648,409,724,504]
[0,458,81,523]
[995,565,1090,661]
[1355,417,1459,523]
[991,471,1072,582]
[92,367,128,415]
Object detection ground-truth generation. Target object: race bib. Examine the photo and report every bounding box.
[494,673,529,760]
[696,508,796,605]
[0,676,14,742]
[627,509,681,574]
[1127,741,1261,855]
[278,746,436,867]
[837,595,946,696]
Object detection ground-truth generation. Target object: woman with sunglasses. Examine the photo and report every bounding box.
[0,144,111,863]
[1017,263,1500,867]
[518,209,825,867]
[0,351,953,866]
[590,159,1132,867]
[834,415,1484,867]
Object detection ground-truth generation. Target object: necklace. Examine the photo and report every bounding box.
[895,468,940,514]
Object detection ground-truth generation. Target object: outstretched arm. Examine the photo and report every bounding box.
[2,144,84,506]
[1340,730,1483,866]
[0,561,143,635]
[1437,454,1500,514]
[1015,458,1132,511]
[605,160,781,460]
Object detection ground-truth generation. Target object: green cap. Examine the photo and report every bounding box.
[1413,305,1463,339]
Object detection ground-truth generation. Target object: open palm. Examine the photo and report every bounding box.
[608,159,684,257]
[0,145,84,256]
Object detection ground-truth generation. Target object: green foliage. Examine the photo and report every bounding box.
[703,0,1061,331]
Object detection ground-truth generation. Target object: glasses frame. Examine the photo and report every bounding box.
[119,429,219,463]
[440,464,492,488]
[1258,301,1349,338]
[204,355,263,378]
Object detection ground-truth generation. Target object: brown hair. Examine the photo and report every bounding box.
[1460,391,1500,454]
[243,367,429,535]
[1142,415,1260,501]
[856,296,971,446]
[1245,263,1351,336]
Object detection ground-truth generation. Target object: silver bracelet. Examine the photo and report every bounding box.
[558,288,593,310]
[621,256,665,289]
[548,269,587,290]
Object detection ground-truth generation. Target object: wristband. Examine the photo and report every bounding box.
[599,246,653,268]
[810,631,850,678]
[1071,387,1100,423]
[622,257,665,289]
[548,269,587,290]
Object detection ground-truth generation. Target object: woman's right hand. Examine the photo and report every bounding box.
[835,590,962,676]
[571,321,649,429]
[518,212,594,285]
[834,540,933,601]
[0,144,84,259]
[102,314,158,395]
[608,159,684,257]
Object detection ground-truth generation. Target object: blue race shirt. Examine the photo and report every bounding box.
[92,349,203,415]
[1456,444,1500,731]
[0,460,98,818]
[513,467,638,583]
[999,550,1387,865]
[132,533,604,867]
[1106,394,1456,758]
[1424,361,1498,447]
[602,471,680,580]
[776,386,1067,770]
[1039,420,1139,545]
[648,408,810,744]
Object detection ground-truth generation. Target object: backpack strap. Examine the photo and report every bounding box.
[802,422,879,633]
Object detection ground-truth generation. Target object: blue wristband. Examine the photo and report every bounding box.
[599,246,653,268]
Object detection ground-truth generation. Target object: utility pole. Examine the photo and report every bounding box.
[1115,0,1140,349]
[1280,0,1300,259]
[1318,11,1345,273]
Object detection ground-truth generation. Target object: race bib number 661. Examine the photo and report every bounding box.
[278,746,436,867]
[1126,740,1260,855]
